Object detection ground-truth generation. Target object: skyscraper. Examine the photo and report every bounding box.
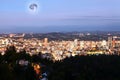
[44,38,48,47]
[108,37,113,49]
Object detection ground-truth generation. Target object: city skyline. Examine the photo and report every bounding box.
[0,0,120,32]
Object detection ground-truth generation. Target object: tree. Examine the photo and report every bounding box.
[4,45,17,63]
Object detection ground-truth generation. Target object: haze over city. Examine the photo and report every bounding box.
[0,0,120,32]
[1,1,120,80]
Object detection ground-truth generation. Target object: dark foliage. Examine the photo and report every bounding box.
[49,55,120,80]
[1,45,120,80]
[0,46,37,80]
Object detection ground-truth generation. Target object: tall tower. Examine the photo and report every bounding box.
[112,38,116,48]
[44,38,48,47]
[74,39,78,47]
[108,37,113,49]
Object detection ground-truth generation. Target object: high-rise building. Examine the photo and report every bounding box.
[74,39,78,48]
[108,37,113,49]
[102,40,107,46]
[44,38,48,47]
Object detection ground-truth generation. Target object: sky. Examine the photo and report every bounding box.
[0,0,120,33]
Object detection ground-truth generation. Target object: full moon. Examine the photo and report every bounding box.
[28,2,39,14]
[29,3,38,11]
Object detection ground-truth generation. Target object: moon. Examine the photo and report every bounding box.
[29,3,37,11]
[27,2,40,14]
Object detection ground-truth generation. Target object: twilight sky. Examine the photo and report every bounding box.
[0,0,120,32]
